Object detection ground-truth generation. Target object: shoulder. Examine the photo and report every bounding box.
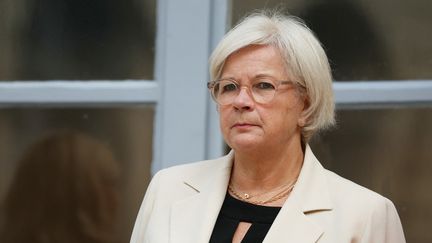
[130,155,232,242]
[321,169,405,242]
[323,168,397,217]
[324,169,387,204]
[148,153,232,199]
[153,155,229,184]
[303,146,393,213]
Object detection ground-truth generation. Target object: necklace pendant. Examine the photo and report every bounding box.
[244,193,250,199]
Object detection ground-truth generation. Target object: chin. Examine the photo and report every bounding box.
[228,135,262,151]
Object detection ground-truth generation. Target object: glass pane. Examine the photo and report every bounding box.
[0,0,155,80]
[232,0,432,81]
[310,108,432,243]
[0,106,154,242]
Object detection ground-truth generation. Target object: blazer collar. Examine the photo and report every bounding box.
[170,146,333,242]
[289,144,333,213]
[263,145,333,242]
[170,152,233,243]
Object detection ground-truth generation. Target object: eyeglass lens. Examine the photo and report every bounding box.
[212,78,279,105]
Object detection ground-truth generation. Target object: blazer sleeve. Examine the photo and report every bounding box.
[360,197,406,243]
[130,171,162,243]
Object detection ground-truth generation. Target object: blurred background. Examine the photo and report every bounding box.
[0,0,431,242]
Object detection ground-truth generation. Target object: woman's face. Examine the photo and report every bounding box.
[219,45,306,152]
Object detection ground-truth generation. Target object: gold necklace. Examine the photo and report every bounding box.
[228,180,294,199]
[228,179,297,205]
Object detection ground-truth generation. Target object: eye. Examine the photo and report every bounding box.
[255,81,275,90]
[220,82,237,93]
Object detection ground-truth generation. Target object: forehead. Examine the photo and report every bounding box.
[221,45,288,78]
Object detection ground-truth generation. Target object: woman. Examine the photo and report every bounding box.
[131,12,405,243]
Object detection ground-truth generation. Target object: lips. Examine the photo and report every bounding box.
[231,122,258,129]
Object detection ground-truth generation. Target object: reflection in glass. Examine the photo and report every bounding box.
[1,132,120,243]
[310,108,432,243]
[0,0,156,80]
[0,107,154,242]
[298,1,391,81]
[232,0,432,81]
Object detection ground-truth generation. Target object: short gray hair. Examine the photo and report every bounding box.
[209,11,335,142]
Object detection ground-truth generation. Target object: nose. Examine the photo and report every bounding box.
[232,87,255,111]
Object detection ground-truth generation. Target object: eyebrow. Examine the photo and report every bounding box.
[254,74,278,79]
[219,73,278,81]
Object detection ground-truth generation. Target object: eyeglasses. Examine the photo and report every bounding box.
[207,76,299,105]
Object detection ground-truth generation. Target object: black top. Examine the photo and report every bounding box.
[209,193,281,243]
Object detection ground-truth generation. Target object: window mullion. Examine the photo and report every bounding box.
[334,80,432,106]
[0,80,159,104]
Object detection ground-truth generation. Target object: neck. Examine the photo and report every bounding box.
[230,140,305,192]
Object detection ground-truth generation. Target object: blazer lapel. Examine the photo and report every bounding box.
[170,153,233,243]
[264,145,332,243]
[263,202,323,243]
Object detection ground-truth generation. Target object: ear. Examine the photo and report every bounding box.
[297,116,306,127]
[301,93,310,111]
[297,96,310,127]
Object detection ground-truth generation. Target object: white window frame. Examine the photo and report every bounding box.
[334,80,432,107]
[1,0,431,175]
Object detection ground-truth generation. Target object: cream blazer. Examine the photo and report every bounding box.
[130,146,406,243]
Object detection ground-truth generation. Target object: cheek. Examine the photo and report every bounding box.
[219,108,231,133]
[269,99,304,128]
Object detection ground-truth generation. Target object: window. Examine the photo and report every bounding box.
[0,0,155,80]
[232,0,432,81]
[0,0,223,241]
[0,0,157,241]
[0,107,154,241]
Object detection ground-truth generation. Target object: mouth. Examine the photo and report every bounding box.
[231,123,258,129]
